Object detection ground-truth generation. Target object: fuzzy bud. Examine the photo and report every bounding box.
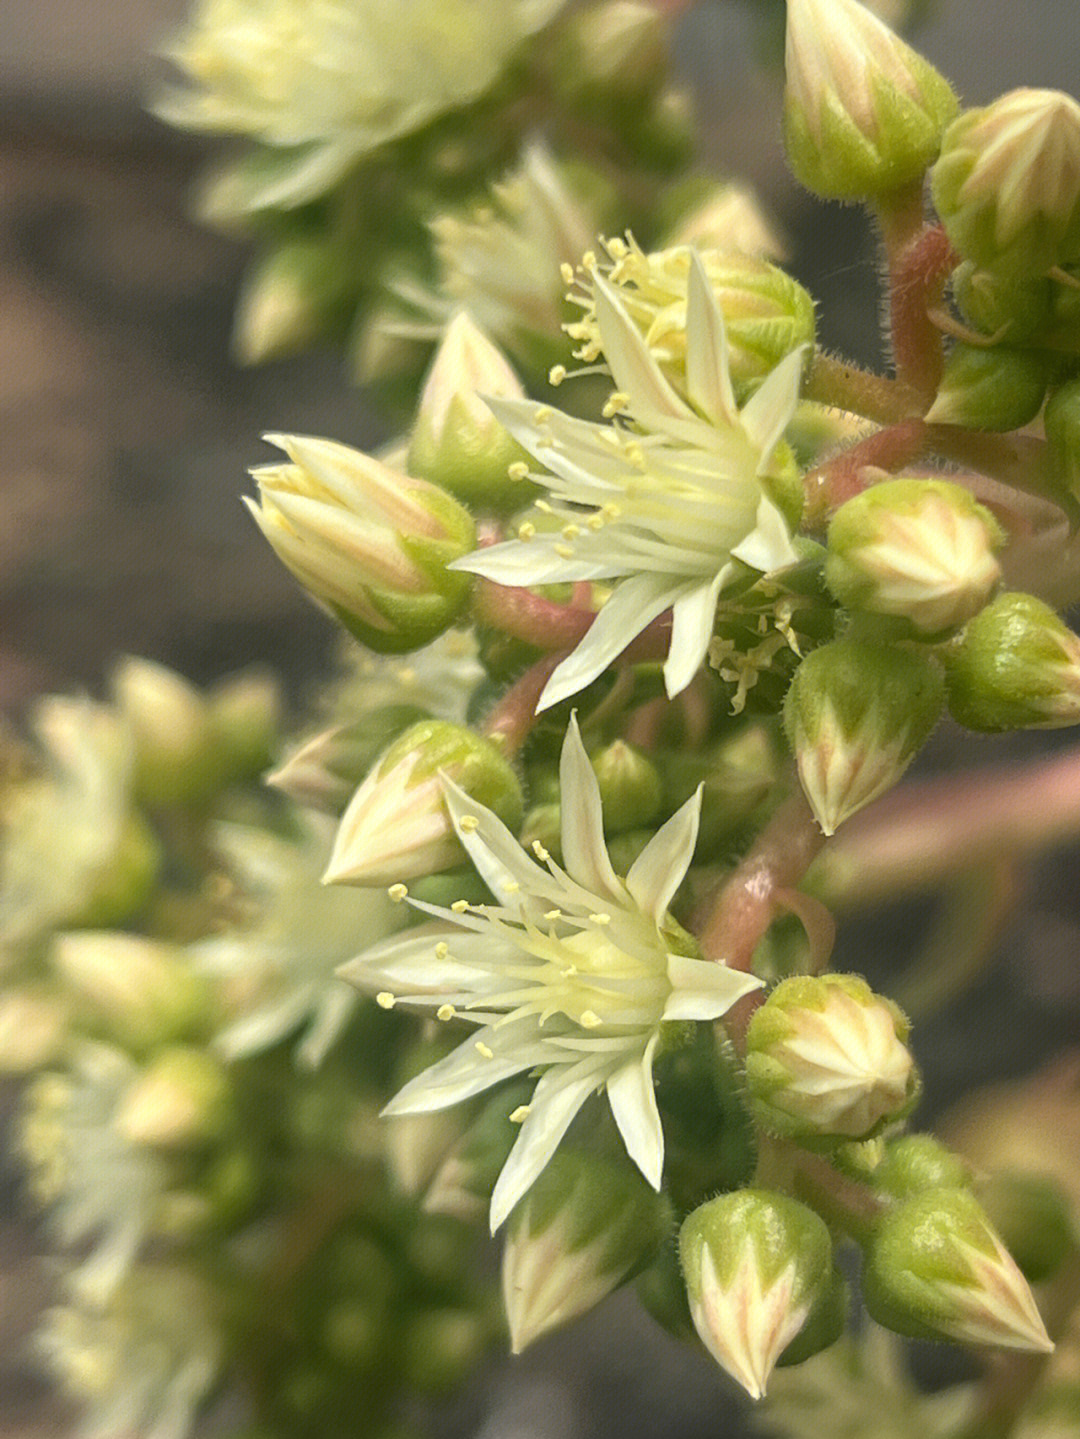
[862,1185,1054,1352]
[112,656,219,805]
[589,740,663,833]
[783,0,957,201]
[874,1134,972,1198]
[925,343,1048,432]
[502,1150,669,1352]
[951,263,1052,344]
[233,238,355,365]
[680,1189,837,1399]
[746,974,919,1142]
[408,313,534,514]
[247,435,475,654]
[206,669,281,782]
[825,479,1003,636]
[784,640,945,834]
[932,89,1080,277]
[266,706,429,814]
[115,1047,232,1150]
[0,985,70,1073]
[1043,378,1080,508]
[323,720,524,886]
[945,592,1080,732]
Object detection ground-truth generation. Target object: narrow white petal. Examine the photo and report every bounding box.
[337,927,495,996]
[685,251,739,426]
[383,1028,539,1117]
[591,270,696,432]
[662,953,764,1021]
[663,577,724,699]
[441,775,564,911]
[559,715,624,902]
[607,1034,664,1188]
[740,347,804,462]
[537,575,681,712]
[489,1060,607,1231]
[626,790,703,923]
[730,495,800,574]
[452,536,619,585]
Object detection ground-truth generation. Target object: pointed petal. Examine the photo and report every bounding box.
[663,576,724,699]
[607,1034,664,1189]
[383,1027,540,1116]
[440,775,564,912]
[729,495,800,574]
[337,927,496,997]
[451,535,619,585]
[537,575,681,712]
[662,953,764,1021]
[739,347,804,462]
[558,715,623,902]
[489,1060,607,1231]
[591,270,696,433]
[685,251,739,426]
[626,790,702,923]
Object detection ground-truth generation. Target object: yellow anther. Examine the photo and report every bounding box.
[507,460,531,481]
[435,941,450,959]
[437,1004,456,1022]
[388,883,408,903]
[555,543,575,559]
[376,992,396,1010]
[606,236,628,260]
[459,814,480,833]
[451,899,471,913]
[602,502,622,520]
[533,406,554,424]
[517,521,536,541]
[509,1105,531,1123]
[560,262,576,285]
[532,840,551,863]
[582,250,597,270]
[586,513,605,531]
[544,908,563,921]
[589,912,612,926]
[561,523,580,540]
[602,392,631,419]
[501,879,520,894]
[580,1010,602,1029]
[475,1041,495,1060]
[549,364,567,385]
[534,499,553,513]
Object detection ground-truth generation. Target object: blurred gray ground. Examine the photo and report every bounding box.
[1,3,1080,1438]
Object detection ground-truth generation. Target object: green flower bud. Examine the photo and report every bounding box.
[0,984,70,1073]
[566,241,815,398]
[862,1186,1054,1352]
[323,719,523,886]
[502,1150,670,1352]
[401,1308,488,1393]
[932,90,1080,278]
[951,263,1052,344]
[978,1172,1076,1283]
[549,0,669,113]
[925,343,1048,431]
[746,975,919,1142]
[115,1047,232,1150]
[775,1266,847,1369]
[874,1134,972,1198]
[680,1189,836,1399]
[784,641,945,834]
[945,592,1080,731]
[589,740,663,833]
[233,238,357,365]
[826,479,1003,636]
[206,669,281,783]
[783,0,957,201]
[660,180,787,261]
[407,313,535,514]
[51,932,213,1054]
[1043,378,1080,507]
[247,435,476,654]
[68,811,161,930]
[266,706,429,814]
[424,1082,534,1223]
[112,656,220,805]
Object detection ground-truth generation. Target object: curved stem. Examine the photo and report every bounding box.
[472,578,595,651]
[482,652,564,754]
[803,419,929,525]
[803,352,923,427]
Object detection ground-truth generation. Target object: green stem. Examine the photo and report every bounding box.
[803,352,924,426]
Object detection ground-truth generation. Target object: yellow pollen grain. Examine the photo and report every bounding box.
[602,392,630,418]
[509,1105,531,1123]
[560,262,576,285]
[459,814,480,832]
[580,1010,602,1029]
[533,406,554,424]
[475,1041,495,1060]
[555,543,575,559]
[607,236,628,260]
[563,963,579,977]
[437,1004,456,1022]
[435,941,450,959]
[517,521,536,541]
[535,499,553,513]
[544,908,563,920]
[602,502,622,520]
[376,992,396,1010]
[549,364,567,385]
[451,899,471,913]
[388,883,408,903]
[582,250,597,269]
[589,912,612,926]
[586,514,605,531]
[532,840,551,862]
[501,879,520,894]
[561,523,580,540]
[508,461,530,481]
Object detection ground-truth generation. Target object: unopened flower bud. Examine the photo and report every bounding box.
[324,720,524,886]
[551,0,669,111]
[662,181,787,260]
[862,1186,1054,1352]
[52,932,213,1054]
[1043,378,1080,508]
[783,0,957,201]
[932,89,1080,277]
[746,975,919,1142]
[680,1189,836,1399]
[946,592,1080,731]
[233,238,356,365]
[589,740,663,833]
[206,669,281,782]
[951,263,1052,344]
[0,984,70,1073]
[401,1307,488,1393]
[826,479,1003,635]
[925,343,1048,432]
[874,1134,972,1198]
[115,1047,232,1150]
[112,656,219,805]
[247,435,475,654]
[267,705,429,814]
[784,640,945,834]
[408,313,534,514]
[503,1150,670,1352]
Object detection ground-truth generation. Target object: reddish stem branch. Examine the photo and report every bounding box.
[803,420,929,525]
[472,578,595,650]
[482,653,564,754]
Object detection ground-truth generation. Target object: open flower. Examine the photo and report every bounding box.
[453,251,804,711]
[338,716,762,1229]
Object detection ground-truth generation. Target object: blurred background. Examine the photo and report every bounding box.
[1,2,1080,1437]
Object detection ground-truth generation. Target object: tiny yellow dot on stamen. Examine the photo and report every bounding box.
[607,236,628,260]
[535,499,553,513]
[533,406,553,424]
[435,941,450,959]
[459,814,480,833]
[582,250,597,269]
[507,460,530,481]
[580,1010,602,1029]
[589,912,612,926]
[602,502,622,520]
[517,521,536,542]
[602,392,630,419]
[376,992,396,1010]
[561,523,580,540]
[555,543,575,559]
[560,262,576,285]
[544,908,563,921]
[451,899,470,913]
[586,514,604,531]
[475,1041,495,1060]
[509,1105,531,1123]
[563,964,579,977]
[501,879,520,894]
[532,840,550,862]
[437,1004,456,1022]
[388,883,408,903]
[549,364,567,385]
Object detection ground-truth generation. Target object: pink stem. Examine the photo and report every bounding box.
[482,653,564,755]
[472,579,595,651]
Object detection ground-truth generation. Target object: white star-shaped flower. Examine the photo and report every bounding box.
[452,251,804,712]
[339,716,762,1230]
